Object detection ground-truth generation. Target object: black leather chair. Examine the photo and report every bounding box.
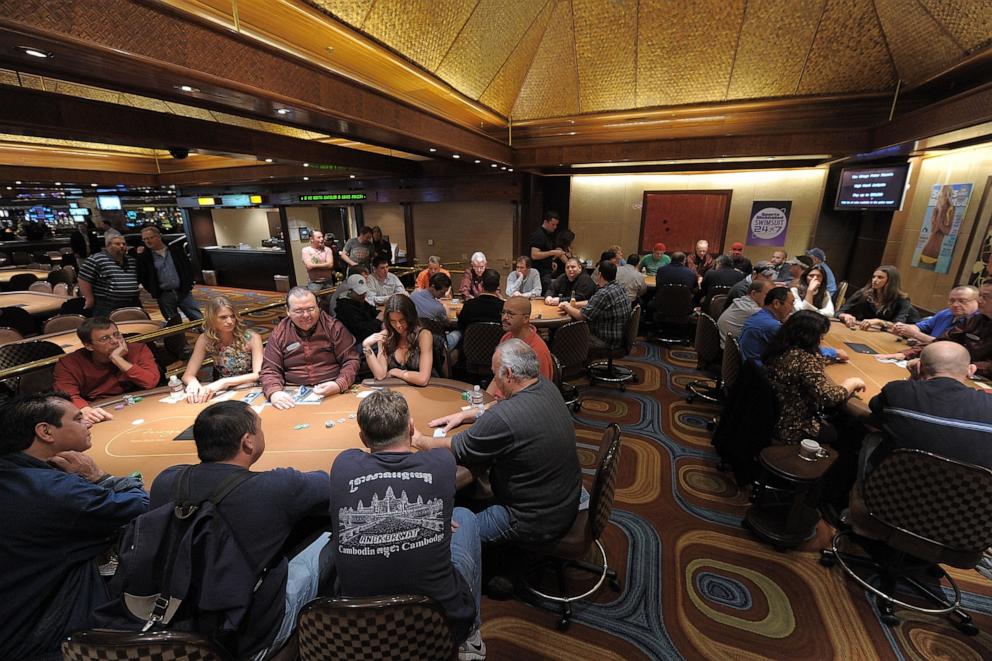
[685,313,722,404]
[520,424,623,630]
[721,334,743,397]
[550,319,590,411]
[297,595,456,661]
[62,629,230,661]
[0,340,65,395]
[651,284,693,344]
[60,297,87,316]
[0,305,37,336]
[462,322,503,381]
[7,272,39,291]
[820,449,992,634]
[587,305,640,391]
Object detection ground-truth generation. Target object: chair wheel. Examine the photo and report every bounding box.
[819,550,836,567]
[705,421,716,432]
[955,620,979,636]
[880,613,900,627]
[571,401,582,412]
[557,618,570,631]
[686,394,695,403]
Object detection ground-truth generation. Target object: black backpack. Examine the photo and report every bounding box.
[94,466,264,651]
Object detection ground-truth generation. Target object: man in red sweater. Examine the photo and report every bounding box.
[487,296,553,399]
[52,317,161,425]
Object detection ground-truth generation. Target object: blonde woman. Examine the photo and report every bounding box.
[182,296,264,402]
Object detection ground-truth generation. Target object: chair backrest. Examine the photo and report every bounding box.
[622,304,641,354]
[462,322,504,373]
[47,267,74,286]
[8,273,38,291]
[550,353,563,388]
[417,318,450,379]
[0,340,64,371]
[861,449,992,554]
[708,294,727,320]
[652,285,693,323]
[721,334,743,393]
[28,280,52,293]
[62,629,230,661]
[0,305,36,336]
[10,251,31,265]
[63,264,77,282]
[693,313,722,369]
[833,280,849,311]
[550,320,590,374]
[298,595,455,661]
[110,306,151,322]
[588,423,623,540]
[52,282,70,296]
[43,313,87,334]
[60,297,87,315]
[0,326,23,344]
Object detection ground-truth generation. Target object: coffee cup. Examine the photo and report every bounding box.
[799,439,821,460]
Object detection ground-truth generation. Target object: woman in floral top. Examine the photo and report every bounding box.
[182,296,264,402]
[763,311,866,444]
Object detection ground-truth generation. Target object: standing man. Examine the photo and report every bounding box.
[301,230,335,293]
[728,242,753,276]
[136,226,202,322]
[366,256,407,305]
[339,226,374,271]
[805,248,837,295]
[561,260,632,349]
[687,240,714,279]
[78,230,140,318]
[0,393,148,661]
[638,243,670,275]
[529,211,563,295]
[260,287,360,409]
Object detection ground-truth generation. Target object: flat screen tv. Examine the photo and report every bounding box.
[834,165,909,211]
[97,194,122,211]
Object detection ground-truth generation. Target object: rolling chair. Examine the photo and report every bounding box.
[651,285,693,344]
[685,313,723,404]
[43,313,87,334]
[462,322,503,382]
[833,281,848,311]
[550,319,590,411]
[587,305,640,391]
[0,305,37,336]
[62,629,230,661]
[8,272,39,291]
[110,307,151,322]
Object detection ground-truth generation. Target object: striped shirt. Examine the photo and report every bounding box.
[78,250,139,302]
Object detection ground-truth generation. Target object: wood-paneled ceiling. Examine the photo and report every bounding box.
[307,0,992,121]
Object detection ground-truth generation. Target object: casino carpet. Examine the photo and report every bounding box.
[146,289,992,659]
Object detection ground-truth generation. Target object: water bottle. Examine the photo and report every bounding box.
[169,375,183,395]
[569,293,576,306]
[470,385,484,416]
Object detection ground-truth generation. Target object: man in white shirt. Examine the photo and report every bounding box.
[300,230,335,293]
[366,256,407,305]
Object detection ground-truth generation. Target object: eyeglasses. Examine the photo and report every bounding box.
[288,306,318,317]
[93,331,123,344]
[501,311,526,317]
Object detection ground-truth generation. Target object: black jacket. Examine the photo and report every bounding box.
[334,297,382,345]
[136,242,195,298]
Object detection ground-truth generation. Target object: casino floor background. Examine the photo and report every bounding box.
[156,286,992,659]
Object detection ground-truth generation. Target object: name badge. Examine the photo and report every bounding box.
[285,342,301,353]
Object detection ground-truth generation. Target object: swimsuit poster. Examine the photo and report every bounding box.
[912,183,973,274]
[746,201,791,246]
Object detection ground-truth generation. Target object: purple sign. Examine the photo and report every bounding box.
[746,201,791,247]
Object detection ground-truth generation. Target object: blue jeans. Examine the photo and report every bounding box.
[445,329,462,351]
[158,290,203,322]
[477,487,589,545]
[450,507,482,630]
[254,532,330,660]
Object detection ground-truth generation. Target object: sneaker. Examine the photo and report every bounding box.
[458,628,486,661]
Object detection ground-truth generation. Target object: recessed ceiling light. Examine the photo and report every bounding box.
[452,154,460,159]
[568,131,577,136]
[14,180,21,185]
[303,162,309,167]
[177,84,198,93]
[90,183,98,187]
[54,181,61,186]
[303,176,309,181]
[17,46,52,59]
[508,168,514,172]
[349,175,355,179]
[429,148,437,153]
[491,164,498,168]
[5,186,10,191]
[264,158,273,163]
[275,108,291,115]
[474,159,481,164]
[170,184,176,188]
[500,166,507,170]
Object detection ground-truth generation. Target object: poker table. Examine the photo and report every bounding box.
[822,321,910,403]
[16,319,163,351]
[0,290,68,315]
[90,378,486,485]
[645,274,656,289]
[0,267,52,284]
[441,297,571,329]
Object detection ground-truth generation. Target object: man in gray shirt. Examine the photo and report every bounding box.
[414,339,581,545]
[717,279,774,348]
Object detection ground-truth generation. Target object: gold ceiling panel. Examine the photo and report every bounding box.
[726,0,822,100]
[361,0,477,73]
[636,0,746,108]
[308,0,375,27]
[510,0,580,120]
[874,0,963,82]
[918,0,992,53]
[797,0,895,95]
[0,133,161,156]
[435,0,547,100]
[479,0,554,116]
[573,0,637,113]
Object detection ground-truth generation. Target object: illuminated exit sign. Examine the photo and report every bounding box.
[298,193,367,202]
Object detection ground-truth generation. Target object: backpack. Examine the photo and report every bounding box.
[94,466,264,651]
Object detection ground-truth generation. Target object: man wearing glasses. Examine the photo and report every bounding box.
[260,287,360,410]
[52,317,160,425]
[488,297,553,398]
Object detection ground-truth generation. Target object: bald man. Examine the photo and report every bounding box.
[866,342,992,472]
[487,297,553,398]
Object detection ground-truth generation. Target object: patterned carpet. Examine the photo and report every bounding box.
[164,288,992,659]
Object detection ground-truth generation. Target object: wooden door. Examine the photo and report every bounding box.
[639,190,732,254]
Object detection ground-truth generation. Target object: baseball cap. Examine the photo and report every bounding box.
[806,247,826,261]
[731,241,744,250]
[753,260,778,277]
[345,274,369,296]
[653,242,666,252]
[783,257,802,266]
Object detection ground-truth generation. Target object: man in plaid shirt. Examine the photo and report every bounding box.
[560,259,632,349]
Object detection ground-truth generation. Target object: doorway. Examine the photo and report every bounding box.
[639,190,732,254]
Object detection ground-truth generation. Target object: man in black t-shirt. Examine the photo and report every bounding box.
[329,390,483,658]
[529,211,563,295]
[457,269,504,331]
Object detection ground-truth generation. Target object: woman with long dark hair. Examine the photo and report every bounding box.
[792,265,834,317]
[370,226,392,264]
[837,265,918,330]
[361,293,433,385]
[763,311,865,445]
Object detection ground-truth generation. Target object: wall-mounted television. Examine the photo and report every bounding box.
[97,194,122,211]
[834,165,909,211]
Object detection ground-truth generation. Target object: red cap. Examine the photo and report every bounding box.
[654,242,666,252]
[731,241,744,250]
